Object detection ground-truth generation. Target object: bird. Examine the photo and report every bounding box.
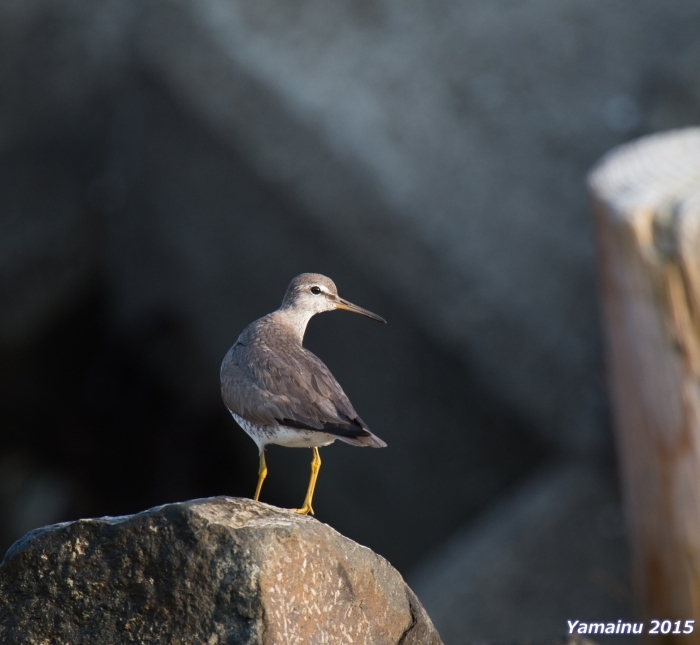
[220,273,387,515]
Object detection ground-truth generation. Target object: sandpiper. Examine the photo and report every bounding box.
[220,273,387,515]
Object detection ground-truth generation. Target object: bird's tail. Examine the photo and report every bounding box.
[335,431,387,448]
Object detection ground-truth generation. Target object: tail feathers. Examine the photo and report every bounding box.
[330,412,386,447]
[277,415,387,448]
[335,431,387,448]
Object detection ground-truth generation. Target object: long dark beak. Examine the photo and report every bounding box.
[335,297,387,323]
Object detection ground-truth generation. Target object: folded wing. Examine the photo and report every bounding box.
[221,341,386,448]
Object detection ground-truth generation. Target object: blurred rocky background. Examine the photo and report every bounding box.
[1,0,699,642]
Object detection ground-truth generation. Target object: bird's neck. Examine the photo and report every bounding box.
[272,307,313,344]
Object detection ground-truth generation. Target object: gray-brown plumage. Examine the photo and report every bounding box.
[220,273,387,514]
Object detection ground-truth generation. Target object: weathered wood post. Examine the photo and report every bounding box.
[589,128,700,642]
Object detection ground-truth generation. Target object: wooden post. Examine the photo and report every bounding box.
[589,128,700,642]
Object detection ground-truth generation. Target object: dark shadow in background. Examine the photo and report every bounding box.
[0,73,550,571]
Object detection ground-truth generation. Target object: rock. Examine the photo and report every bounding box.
[0,497,442,645]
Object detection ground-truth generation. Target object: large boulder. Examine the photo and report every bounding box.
[0,497,442,645]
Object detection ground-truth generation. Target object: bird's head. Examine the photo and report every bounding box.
[280,273,386,323]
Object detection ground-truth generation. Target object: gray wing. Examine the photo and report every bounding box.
[221,340,386,446]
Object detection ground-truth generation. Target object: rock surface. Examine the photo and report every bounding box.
[0,497,441,645]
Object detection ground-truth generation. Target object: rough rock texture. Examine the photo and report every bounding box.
[0,497,441,645]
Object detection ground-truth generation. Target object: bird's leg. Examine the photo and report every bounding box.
[295,447,321,515]
[254,450,268,501]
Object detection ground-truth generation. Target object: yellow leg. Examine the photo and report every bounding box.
[295,447,321,515]
[254,450,267,501]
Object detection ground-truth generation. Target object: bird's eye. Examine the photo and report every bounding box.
[310,286,322,295]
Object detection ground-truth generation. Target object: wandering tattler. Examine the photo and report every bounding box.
[220,273,387,515]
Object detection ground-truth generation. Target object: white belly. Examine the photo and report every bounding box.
[230,412,337,451]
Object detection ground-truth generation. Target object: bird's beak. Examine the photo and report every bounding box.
[335,297,387,323]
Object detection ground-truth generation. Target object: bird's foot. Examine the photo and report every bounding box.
[293,503,314,516]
